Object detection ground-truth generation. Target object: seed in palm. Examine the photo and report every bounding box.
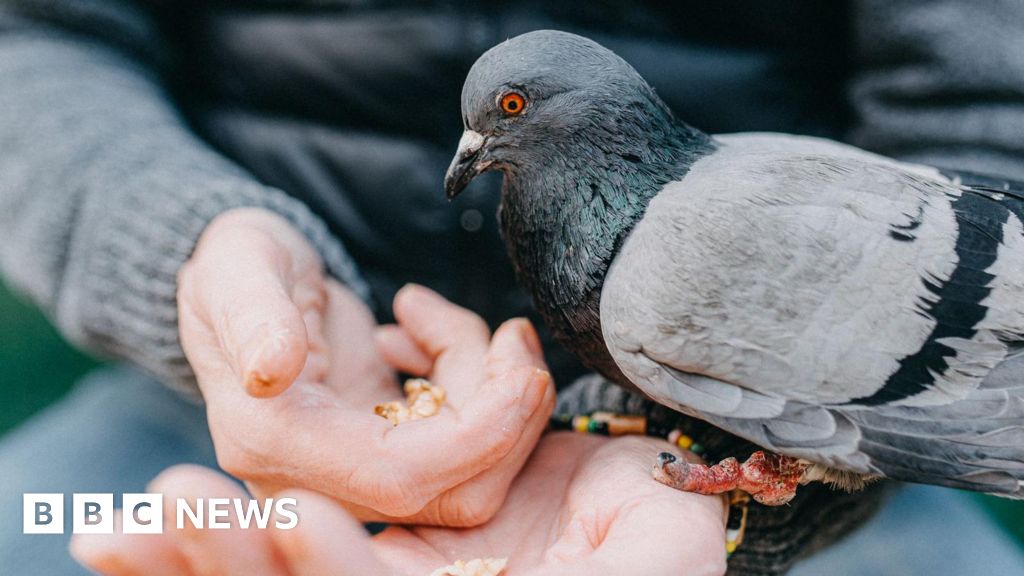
[374,378,447,425]
[429,557,508,576]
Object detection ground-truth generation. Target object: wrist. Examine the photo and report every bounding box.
[200,207,319,262]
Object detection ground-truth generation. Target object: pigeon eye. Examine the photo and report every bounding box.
[499,91,526,115]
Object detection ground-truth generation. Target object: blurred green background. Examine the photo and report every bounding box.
[0,278,1021,543]
[0,279,100,435]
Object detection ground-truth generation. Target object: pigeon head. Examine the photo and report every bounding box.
[445,30,690,199]
[443,31,714,384]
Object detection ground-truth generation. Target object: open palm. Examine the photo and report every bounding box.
[373,433,728,575]
[72,434,727,576]
[177,209,555,525]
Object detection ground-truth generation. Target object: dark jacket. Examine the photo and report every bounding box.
[170,1,856,382]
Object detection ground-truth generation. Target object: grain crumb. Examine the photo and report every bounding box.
[374,378,446,425]
[429,557,508,576]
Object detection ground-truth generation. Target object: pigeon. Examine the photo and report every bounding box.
[444,30,1024,505]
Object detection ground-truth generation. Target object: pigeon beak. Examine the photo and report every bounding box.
[445,130,487,199]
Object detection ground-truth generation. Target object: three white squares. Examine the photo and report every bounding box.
[24,493,162,534]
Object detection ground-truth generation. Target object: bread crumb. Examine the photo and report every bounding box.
[429,557,508,576]
[374,378,447,425]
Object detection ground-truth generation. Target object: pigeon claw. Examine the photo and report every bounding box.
[656,451,677,466]
[652,453,741,495]
[651,450,807,506]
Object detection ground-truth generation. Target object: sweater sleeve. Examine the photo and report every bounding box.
[0,1,369,396]
[848,0,1024,180]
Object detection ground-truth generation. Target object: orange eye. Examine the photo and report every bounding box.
[500,91,526,115]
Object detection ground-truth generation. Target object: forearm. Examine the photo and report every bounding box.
[556,376,887,576]
[0,4,367,395]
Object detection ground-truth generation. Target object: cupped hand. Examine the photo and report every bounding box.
[72,434,728,576]
[176,208,556,525]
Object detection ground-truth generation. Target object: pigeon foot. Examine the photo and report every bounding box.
[652,450,808,506]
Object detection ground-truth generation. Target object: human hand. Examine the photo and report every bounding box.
[72,434,727,576]
[177,208,555,525]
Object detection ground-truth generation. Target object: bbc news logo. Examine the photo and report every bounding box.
[23,493,298,534]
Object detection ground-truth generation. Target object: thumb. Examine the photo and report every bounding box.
[229,275,308,398]
[181,216,311,398]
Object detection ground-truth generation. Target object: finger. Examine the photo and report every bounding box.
[272,489,391,576]
[485,318,546,380]
[204,359,551,523]
[375,325,432,377]
[379,318,552,510]
[371,526,462,574]
[257,365,550,519]
[391,284,490,359]
[183,224,310,398]
[400,321,554,525]
[203,314,551,521]
[438,318,552,472]
[322,280,398,401]
[70,511,192,576]
[407,374,556,527]
[391,284,490,398]
[375,366,554,514]
[149,465,289,576]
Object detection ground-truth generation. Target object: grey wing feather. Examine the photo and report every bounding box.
[845,352,1024,495]
[659,366,786,418]
[645,354,1024,496]
[601,134,1024,496]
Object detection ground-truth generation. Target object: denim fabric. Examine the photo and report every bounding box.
[0,366,218,575]
[791,485,1024,576]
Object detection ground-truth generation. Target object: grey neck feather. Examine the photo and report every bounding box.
[498,108,715,381]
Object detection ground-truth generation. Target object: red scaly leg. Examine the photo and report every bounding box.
[652,450,808,506]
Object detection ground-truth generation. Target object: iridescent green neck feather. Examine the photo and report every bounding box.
[498,111,715,382]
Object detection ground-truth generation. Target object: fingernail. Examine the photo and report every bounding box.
[527,369,554,417]
[244,369,277,395]
[244,334,281,388]
[527,369,552,401]
[535,368,552,387]
[519,320,542,356]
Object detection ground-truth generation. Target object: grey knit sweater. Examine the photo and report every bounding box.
[1,1,1022,574]
[0,2,373,395]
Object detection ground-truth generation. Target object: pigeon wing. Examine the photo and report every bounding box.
[600,135,1024,494]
